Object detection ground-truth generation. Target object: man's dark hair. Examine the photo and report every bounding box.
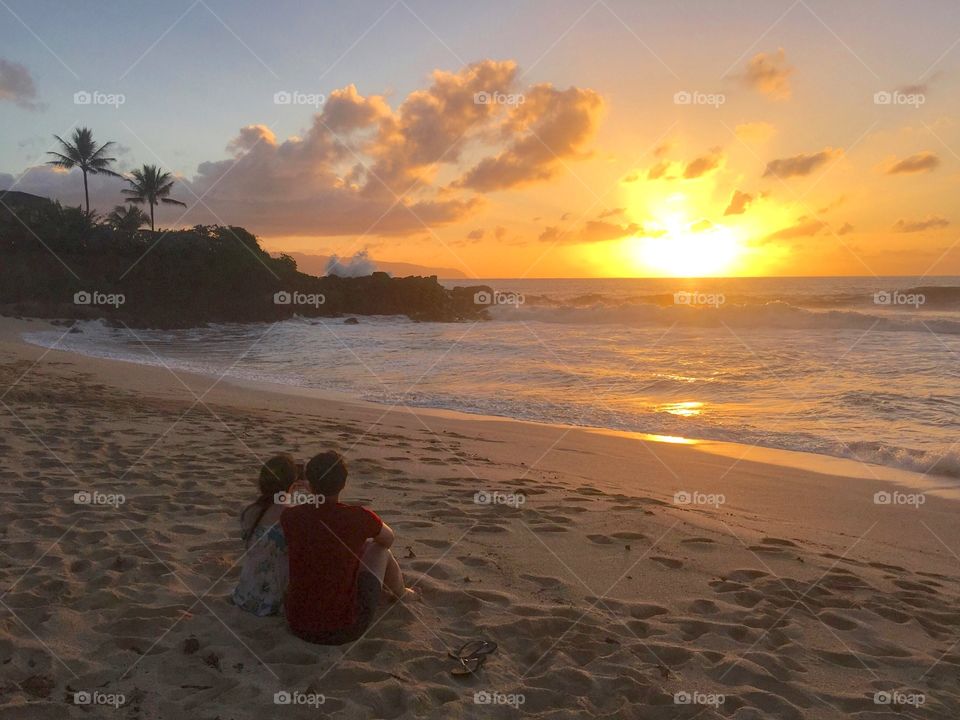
[306,451,348,496]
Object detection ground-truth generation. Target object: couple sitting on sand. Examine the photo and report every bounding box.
[231,451,416,645]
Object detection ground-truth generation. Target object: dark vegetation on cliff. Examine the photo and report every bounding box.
[0,192,489,328]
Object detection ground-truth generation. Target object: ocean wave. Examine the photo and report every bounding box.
[490,300,960,334]
[842,442,960,479]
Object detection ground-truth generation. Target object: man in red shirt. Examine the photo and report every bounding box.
[282,451,415,645]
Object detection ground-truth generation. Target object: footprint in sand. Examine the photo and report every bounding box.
[726,569,769,583]
[457,555,493,568]
[650,556,683,569]
[611,531,646,540]
[760,537,798,547]
[521,573,563,589]
[531,524,569,533]
[688,599,721,615]
[681,537,716,548]
[419,539,450,550]
[473,523,508,534]
[574,486,605,497]
[818,611,859,631]
[749,544,789,554]
[587,534,615,545]
[408,559,453,579]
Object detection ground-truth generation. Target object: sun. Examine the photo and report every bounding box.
[629,223,744,277]
[607,188,751,277]
[617,203,746,276]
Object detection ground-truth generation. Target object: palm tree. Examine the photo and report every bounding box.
[46,127,121,216]
[106,204,148,234]
[122,164,187,231]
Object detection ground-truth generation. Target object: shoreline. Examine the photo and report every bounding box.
[6,315,947,497]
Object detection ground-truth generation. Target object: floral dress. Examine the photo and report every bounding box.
[231,518,289,616]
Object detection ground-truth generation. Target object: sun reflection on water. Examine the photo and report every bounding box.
[659,401,705,417]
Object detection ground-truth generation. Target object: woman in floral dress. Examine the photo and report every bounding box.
[231,454,300,616]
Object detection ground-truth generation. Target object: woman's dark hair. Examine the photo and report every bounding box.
[306,451,348,496]
[241,453,298,543]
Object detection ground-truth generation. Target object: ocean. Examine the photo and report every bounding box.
[24,276,960,479]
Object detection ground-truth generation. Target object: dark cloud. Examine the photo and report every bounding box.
[763,217,828,242]
[0,58,43,111]
[683,148,723,179]
[454,84,603,191]
[538,219,652,245]
[647,161,671,180]
[893,216,949,233]
[742,49,793,100]
[763,148,842,179]
[724,190,753,216]
[885,152,940,175]
[597,207,625,220]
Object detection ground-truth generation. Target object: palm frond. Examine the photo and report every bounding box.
[89,167,124,178]
[89,141,117,160]
[46,152,76,168]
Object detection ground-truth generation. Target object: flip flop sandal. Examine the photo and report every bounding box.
[450,654,486,676]
[448,639,498,660]
[448,639,498,676]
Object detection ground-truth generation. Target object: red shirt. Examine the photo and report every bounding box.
[281,502,383,634]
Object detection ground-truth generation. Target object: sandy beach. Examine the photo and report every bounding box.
[0,315,958,719]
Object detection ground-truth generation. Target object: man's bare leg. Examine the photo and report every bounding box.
[360,541,414,600]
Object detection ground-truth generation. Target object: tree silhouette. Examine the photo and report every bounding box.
[122,164,187,231]
[46,127,121,216]
[106,204,148,235]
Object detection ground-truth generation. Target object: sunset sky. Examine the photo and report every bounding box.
[2,0,960,278]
